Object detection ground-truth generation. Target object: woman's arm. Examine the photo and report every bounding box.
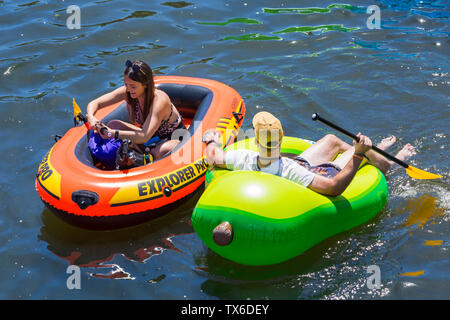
[87,86,126,127]
[106,90,169,144]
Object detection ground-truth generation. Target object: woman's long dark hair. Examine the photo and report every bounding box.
[124,60,155,125]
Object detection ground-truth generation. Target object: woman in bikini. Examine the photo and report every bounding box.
[86,60,185,160]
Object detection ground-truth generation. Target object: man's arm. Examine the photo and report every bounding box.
[307,133,372,197]
[307,156,363,196]
[203,130,227,168]
[206,142,227,168]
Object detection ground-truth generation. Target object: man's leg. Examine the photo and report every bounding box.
[300,134,416,175]
[330,136,416,175]
[392,143,417,163]
[330,136,397,171]
[363,136,397,174]
[299,134,349,166]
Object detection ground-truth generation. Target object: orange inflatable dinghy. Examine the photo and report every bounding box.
[35,76,245,229]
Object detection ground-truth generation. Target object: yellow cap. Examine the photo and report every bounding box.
[252,111,284,149]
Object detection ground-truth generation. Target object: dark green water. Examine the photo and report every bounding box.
[0,0,448,299]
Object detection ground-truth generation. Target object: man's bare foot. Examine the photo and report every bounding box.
[377,135,397,151]
[365,135,398,174]
[395,143,417,162]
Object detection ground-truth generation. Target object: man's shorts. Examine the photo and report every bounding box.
[294,156,342,178]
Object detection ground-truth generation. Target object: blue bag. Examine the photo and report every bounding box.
[144,135,161,147]
[88,131,122,170]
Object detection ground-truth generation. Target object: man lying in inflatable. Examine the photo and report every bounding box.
[203,111,416,197]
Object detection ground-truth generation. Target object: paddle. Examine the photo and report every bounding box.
[311,113,442,180]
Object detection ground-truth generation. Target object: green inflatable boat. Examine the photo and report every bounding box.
[192,136,388,266]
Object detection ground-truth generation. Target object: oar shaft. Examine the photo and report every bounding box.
[312,113,359,141]
[311,113,409,169]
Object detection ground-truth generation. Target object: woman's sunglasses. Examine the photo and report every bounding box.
[125,60,146,76]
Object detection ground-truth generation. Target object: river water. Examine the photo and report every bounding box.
[0,0,448,299]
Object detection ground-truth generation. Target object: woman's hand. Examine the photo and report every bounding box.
[88,114,100,129]
[86,86,127,129]
[96,123,113,139]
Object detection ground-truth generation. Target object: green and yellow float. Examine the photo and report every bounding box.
[191,136,389,266]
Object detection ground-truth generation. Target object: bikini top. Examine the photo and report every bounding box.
[132,101,182,139]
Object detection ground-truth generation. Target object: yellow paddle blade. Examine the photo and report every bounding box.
[406,165,442,180]
[72,98,82,116]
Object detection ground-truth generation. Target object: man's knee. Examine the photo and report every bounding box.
[322,134,341,145]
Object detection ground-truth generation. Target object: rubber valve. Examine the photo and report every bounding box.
[212,221,233,246]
